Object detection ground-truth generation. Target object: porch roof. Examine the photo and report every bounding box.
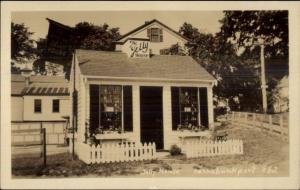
[76,49,215,82]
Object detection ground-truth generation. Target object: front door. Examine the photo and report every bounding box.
[140,87,163,149]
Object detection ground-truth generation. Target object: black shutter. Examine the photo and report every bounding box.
[199,88,209,128]
[147,28,151,37]
[90,85,99,135]
[159,29,163,42]
[171,87,180,130]
[123,86,133,131]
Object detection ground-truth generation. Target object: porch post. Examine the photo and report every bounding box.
[163,85,172,150]
[85,81,90,142]
[207,86,214,130]
[132,85,141,142]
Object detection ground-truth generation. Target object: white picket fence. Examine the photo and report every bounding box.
[185,139,243,158]
[76,142,157,164]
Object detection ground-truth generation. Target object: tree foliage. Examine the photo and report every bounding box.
[179,22,262,111]
[11,22,36,73]
[80,24,120,51]
[32,21,121,78]
[177,11,288,112]
[219,11,288,59]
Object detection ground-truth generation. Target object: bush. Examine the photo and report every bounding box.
[169,144,182,156]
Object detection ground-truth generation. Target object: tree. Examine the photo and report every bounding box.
[219,11,289,112]
[11,22,36,73]
[80,23,121,51]
[34,21,121,78]
[219,11,288,59]
[179,22,262,111]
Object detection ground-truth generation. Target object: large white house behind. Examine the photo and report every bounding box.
[70,19,216,150]
[11,72,71,122]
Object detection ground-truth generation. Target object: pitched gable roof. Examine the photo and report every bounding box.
[76,49,215,82]
[116,19,189,43]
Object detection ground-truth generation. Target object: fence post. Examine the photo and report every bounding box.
[41,128,46,167]
[268,115,273,131]
[279,115,284,136]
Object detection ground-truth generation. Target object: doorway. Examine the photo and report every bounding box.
[140,86,163,149]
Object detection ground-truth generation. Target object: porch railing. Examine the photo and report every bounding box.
[76,141,157,164]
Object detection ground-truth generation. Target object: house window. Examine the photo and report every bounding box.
[99,85,122,132]
[171,87,208,131]
[90,85,133,134]
[34,99,42,113]
[52,99,60,113]
[147,28,163,42]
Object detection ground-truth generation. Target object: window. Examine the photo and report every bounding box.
[171,87,209,131]
[89,85,133,134]
[52,99,60,113]
[34,99,42,113]
[147,28,163,42]
[99,85,122,132]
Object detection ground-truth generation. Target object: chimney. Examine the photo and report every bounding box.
[21,64,32,87]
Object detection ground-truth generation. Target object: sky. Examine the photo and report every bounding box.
[12,11,224,40]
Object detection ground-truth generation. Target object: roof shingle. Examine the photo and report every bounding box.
[76,49,215,82]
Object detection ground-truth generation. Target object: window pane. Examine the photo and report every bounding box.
[100,85,122,132]
[150,28,162,42]
[180,87,198,127]
[52,99,60,112]
[34,99,42,113]
[151,28,159,34]
[171,87,199,131]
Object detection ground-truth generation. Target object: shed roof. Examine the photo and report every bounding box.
[76,49,215,82]
[11,74,69,96]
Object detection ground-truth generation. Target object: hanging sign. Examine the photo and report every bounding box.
[128,40,150,58]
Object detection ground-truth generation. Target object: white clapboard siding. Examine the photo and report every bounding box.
[185,139,243,158]
[77,142,156,164]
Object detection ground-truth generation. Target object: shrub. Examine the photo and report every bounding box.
[169,144,182,156]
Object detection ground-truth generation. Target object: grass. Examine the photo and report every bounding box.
[12,122,289,177]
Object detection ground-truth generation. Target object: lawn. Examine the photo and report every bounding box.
[12,122,289,178]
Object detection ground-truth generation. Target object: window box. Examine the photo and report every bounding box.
[95,132,132,140]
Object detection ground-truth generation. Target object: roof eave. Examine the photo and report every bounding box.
[83,75,215,85]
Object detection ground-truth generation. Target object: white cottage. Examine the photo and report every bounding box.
[70,19,215,150]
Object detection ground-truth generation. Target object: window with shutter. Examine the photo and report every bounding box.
[90,85,133,134]
[171,87,206,131]
[149,28,163,42]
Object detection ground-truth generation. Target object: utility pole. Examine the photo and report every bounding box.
[259,42,268,113]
